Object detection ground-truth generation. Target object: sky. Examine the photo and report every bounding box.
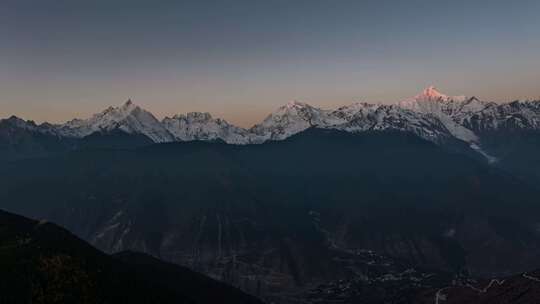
[1,0,540,127]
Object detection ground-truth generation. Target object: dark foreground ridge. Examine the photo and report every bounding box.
[2,209,540,304]
[0,209,263,304]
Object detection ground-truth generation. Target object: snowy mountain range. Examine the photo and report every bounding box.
[3,87,540,161]
[162,112,251,144]
[56,100,174,143]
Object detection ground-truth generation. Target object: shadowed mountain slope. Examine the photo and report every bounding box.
[1,129,540,300]
[0,209,263,304]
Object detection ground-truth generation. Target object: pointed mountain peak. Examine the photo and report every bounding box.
[467,96,481,102]
[267,100,315,117]
[419,86,447,99]
[115,99,147,116]
[7,115,37,125]
[285,100,310,109]
[186,112,213,121]
[7,115,24,122]
[3,116,38,129]
[272,100,314,115]
[121,99,137,110]
[409,86,469,103]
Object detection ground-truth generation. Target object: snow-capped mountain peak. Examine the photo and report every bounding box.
[284,100,310,109]
[397,87,501,161]
[162,112,250,144]
[119,99,141,113]
[250,101,327,141]
[123,98,134,107]
[420,86,447,100]
[404,86,467,104]
[273,100,317,116]
[57,100,174,142]
[399,87,479,142]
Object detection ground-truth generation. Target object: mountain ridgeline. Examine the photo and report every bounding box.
[2,87,540,302]
[2,87,540,184]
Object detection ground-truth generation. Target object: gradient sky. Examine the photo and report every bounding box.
[2,0,540,127]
